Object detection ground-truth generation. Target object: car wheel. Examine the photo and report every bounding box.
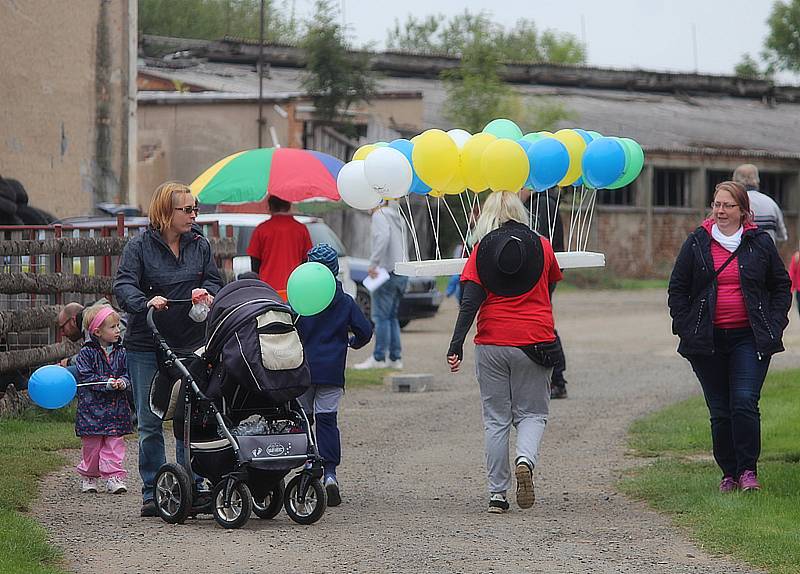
[356,286,371,320]
[399,320,410,329]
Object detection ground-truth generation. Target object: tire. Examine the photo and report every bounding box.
[355,286,371,320]
[283,474,326,525]
[212,480,252,529]
[252,479,285,519]
[154,463,193,524]
[399,319,410,329]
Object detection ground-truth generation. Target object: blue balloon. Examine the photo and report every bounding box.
[515,139,535,190]
[389,138,431,195]
[572,129,596,186]
[527,138,570,192]
[28,365,77,409]
[582,137,627,189]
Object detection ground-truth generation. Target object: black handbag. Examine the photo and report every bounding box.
[519,339,561,368]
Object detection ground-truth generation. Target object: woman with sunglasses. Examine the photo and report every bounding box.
[668,181,790,493]
[114,182,223,517]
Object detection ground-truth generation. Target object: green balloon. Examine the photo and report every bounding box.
[607,138,644,189]
[287,262,336,316]
[521,132,546,143]
[587,130,604,140]
[483,118,523,140]
[374,141,389,147]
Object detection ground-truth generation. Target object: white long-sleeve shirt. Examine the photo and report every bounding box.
[747,189,787,244]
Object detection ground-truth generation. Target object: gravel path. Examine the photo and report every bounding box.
[32,289,800,573]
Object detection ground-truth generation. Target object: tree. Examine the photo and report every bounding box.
[437,13,575,133]
[387,11,586,65]
[300,1,376,132]
[138,0,300,43]
[764,0,800,72]
[734,53,773,79]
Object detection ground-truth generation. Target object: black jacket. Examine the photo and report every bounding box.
[667,224,791,357]
[114,226,223,353]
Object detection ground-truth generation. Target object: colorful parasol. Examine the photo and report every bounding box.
[190,147,344,204]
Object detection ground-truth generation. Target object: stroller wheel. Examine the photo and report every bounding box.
[154,463,192,524]
[252,479,285,520]
[284,475,326,525]
[212,480,252,529]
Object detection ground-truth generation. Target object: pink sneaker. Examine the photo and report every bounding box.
[738,470,761,492]
[719,476,738,493]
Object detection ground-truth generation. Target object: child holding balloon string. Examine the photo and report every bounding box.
[74,304,133,494]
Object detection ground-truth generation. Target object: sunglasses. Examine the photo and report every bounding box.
[175,206,200,214]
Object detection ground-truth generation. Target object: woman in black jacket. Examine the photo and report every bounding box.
[668,181,790,493]
[114,182,223,517]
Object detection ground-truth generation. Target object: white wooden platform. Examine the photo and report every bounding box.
[394,251,605,277]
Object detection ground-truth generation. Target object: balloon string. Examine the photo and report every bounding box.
[383,204,412,263]
[553,187,562,248]
[582,188,598,251]
[458,191,472,242]
[436,196,442,257]
[575,186,588,252]
[546,189,553,243]
[567,186,578,252]
[424,195,442,260]
[402,196,422,261]
[442,196,470,256]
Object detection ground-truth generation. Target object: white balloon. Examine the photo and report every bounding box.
[364,146,413,199]
[447,128,472,149]
[337,161,383,210]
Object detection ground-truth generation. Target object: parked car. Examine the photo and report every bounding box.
[348,257,442,329]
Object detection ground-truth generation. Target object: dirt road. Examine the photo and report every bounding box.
[33,289,800,573]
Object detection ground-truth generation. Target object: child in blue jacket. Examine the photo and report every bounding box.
[296,244,373,506]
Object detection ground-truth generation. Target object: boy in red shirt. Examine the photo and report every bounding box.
[247,195,313,292]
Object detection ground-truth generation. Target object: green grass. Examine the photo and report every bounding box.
[0,404,79,574]
[621,369,800,574]
[345,368,391,388]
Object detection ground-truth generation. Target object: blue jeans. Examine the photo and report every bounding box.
[128,350,188,502]
[371,273,408,362]
[687,328,769,478]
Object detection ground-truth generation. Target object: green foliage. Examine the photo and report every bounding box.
[764,0,800,72]
[0,407,79,573]
[138,0,300,43]
[734,53,774,79]
[387,10,587,65]
[300,0,376,130]
[622,369,800,574]
[344,368,390,387]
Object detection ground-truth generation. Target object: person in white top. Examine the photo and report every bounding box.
[733,164,787,244]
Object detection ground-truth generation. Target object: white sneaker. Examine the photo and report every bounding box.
[387,359,403,370]
[81,478,98,493]
[353,357,387,370]
[106,477,128,494]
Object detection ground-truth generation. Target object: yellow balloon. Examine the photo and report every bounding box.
[553,129,587,186]
[352,144,377,161]
[442,158,467,194]
[537,131,554,137]
[460,133,497,192]
[412,129,459,190]
[480,139,529,192]
[428,189,446,198]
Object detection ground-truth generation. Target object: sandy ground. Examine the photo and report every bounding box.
[31,289,800,573]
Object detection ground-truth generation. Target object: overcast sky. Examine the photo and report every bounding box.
[290,0,794,82]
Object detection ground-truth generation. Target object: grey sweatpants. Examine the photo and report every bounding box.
[475,344,551,494]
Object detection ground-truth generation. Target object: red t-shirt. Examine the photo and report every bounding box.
[461,235,563,345]
[246,215,313,291]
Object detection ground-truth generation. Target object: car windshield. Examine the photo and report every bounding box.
[233,220,347,256]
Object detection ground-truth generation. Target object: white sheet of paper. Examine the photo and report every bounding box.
[363,266,390,292]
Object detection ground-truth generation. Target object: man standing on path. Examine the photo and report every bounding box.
[733,164,787,245]
[521,188,569,399]
[247,195,313,294]
[354,201,408,370]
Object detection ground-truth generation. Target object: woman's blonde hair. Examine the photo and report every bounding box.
[148,182,192,233]
[82,303,119,335]
[469,191,529,245]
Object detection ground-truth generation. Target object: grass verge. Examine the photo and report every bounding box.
[0,403,79,574]
[345,368,391,388]
[621,369,800,574]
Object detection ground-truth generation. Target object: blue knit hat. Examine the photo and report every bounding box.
[307,243,339,276]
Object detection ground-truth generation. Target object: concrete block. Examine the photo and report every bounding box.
[390,373,432,393]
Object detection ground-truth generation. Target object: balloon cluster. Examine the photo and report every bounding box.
[337,119,644,209]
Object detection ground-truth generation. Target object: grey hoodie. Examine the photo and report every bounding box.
[369,204,406,271]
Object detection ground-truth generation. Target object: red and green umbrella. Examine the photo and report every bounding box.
[190,147,344,204]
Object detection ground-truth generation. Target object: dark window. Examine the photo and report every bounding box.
[596,185,635,206]
[706,170,729,205]
[654,168,690,207]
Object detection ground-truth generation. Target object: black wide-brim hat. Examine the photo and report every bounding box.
[476,221,544,297]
